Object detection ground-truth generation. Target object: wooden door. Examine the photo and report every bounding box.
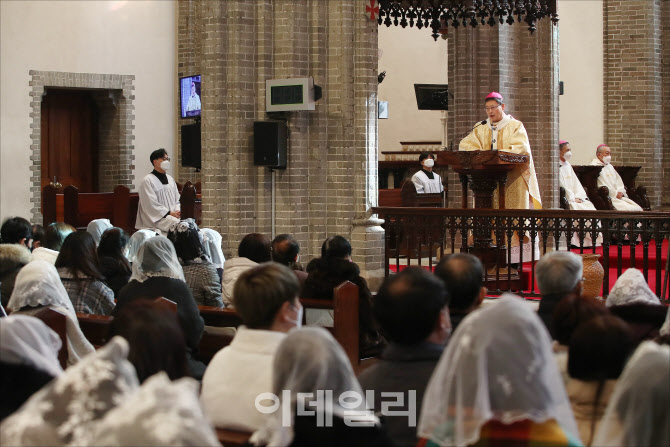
[41,90,99,192]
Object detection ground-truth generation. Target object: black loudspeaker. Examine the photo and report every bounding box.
[181,122,201,169]
[254,120,287,169]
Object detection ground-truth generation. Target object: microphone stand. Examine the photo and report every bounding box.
[448,120,487,151]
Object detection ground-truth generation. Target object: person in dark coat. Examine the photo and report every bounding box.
[302,235,384,358]
[97,227,132,299]
[115,236,205,379]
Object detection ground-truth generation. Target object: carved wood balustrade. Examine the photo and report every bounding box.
[372,207,670,301]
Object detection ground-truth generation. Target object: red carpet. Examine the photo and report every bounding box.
[389,239,668,297]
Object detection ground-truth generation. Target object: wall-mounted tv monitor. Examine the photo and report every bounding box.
[180,75,201,118]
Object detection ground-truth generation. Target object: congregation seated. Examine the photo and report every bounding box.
[535,251,584,338]
[271,233,308,291]
[592,341,670,446]
[30,223,45,251]
[222,233,272,306]
[126,228,158,264]
[358,267,449,447]
[551,295,609,385]
[0,315,62,421]
[606,268,665,343]
[199,227,226,282]
[303,235,384,358]
[417,294,582,447]
[31,222,75,264]
[565,315,634,446]
[108,300,189,383]
[115,236,205,379]
[55,232,115,316]
[86,218,113,246]
[433,253,486,332]
[0,217,33,305]
[251,327,394,447]
[590,144,643,211]
[97,227,132,299]
[7,260,95,365]
[168,219,223,308]
[201,263,302,432]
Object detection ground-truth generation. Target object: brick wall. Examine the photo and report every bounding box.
[446,19,560,209]
[603,0,664,209]
[179,0,384,279]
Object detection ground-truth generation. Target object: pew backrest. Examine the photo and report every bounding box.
[33,307,68,369]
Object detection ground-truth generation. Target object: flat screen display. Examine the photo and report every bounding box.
[180,75,202,118]
[270,84,303,105]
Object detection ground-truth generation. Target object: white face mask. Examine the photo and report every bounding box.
[287,303,303,329]
[563,151,572,161]
[423,158,435,168]
[602,155,611,165]
[160,160,171,171]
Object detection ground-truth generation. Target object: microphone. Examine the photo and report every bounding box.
[449,120,487,151]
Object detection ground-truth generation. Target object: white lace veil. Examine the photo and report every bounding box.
[129,236,185,283]
[251,327,377,447]
[7,260,76,317]
[592,341,670,447]
[417,294,579,447]
[86,218,113,246]
[0,314,63,377]
[127,229,158,264]
[606,268,660,307]
[200,228,225,269]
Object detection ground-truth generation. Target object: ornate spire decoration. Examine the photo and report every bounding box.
[377,0,559,40]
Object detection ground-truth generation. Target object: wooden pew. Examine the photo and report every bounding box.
[33,307,68,369]
[215,428,251,447]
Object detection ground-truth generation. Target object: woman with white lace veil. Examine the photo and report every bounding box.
[199,227,225,272]
[417,294,582,447]
[592,341,670,447]
[115,236,205,379]
[250,327,390,447]
[6,260,95,366]
[126,228,157,264]
[606,268,660,307]
[86,218,113,246]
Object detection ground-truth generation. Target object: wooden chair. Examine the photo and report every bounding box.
[215,428,251,447]
[571,165,614,210]
[614,166,651,210]
[33,307,68,369]
[559,186,569,210]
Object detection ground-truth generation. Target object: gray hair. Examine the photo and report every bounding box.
[596,145,609,156]
[535,251,583,297]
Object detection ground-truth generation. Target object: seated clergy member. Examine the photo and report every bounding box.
[135,148,181,233]
[559,141,595,211]
[411,152,443,194]
[358,267,450,447]
[433,253,486,332]
[590,144,643,211]
[201,263,302,432]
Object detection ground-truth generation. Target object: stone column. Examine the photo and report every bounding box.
[603,0,664,209]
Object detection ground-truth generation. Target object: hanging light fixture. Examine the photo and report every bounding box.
[378,0,559,41]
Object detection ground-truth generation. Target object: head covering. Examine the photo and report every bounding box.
[200,228,225,270]
[86,219,113,246]
[167,218,210,264]
[592,341,670,447]
[485,91,503,101]
[251,327,377,447]
[127,229,158,263]
[660,306,670,337]
[417,294,579,446]
[0,314,63,377]
[606,268,660,308]
[7,260,76,316]
[129,236,185,283]
[559,140,568,145]
[597,143,609,150]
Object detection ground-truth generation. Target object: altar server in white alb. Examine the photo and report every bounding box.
[559,140,601,247]
[590,144,643,211]
[135,148,181,233]
[411,152,444,194]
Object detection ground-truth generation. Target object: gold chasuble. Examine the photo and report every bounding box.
[459,116,542,210]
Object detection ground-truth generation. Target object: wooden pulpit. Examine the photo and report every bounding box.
[437,150,529,286]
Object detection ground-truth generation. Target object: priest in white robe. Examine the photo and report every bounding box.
[590,144,643,211]
[411,152,443,194]
[135,148,181,233]
[558,140,601,247]
[459,92,541,263]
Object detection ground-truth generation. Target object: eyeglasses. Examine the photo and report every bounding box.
[485,105,501,112]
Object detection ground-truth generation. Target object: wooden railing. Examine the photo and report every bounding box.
[372,207,670,301]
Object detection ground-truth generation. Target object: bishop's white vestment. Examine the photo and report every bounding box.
[559,160,602,247]
[136,172,181,233]
[411,170,444,194]
[589,159,643,211]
